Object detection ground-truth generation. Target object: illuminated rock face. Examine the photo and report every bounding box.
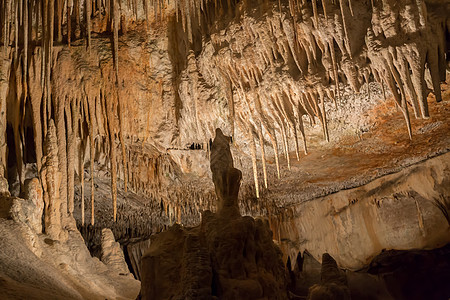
[0,1,449,297]
[274,152,450,270]
[0,0,448,223]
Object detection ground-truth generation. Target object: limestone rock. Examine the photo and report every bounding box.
[100,228,130,275]
[210,128,242,216]
[277,152,450,270]
[40,120,64,240]
[307,253,350,300]
[141,128,288,300]
[0,167,10,198]
[23,178,44,233]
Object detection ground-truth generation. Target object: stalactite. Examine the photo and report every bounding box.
[318,88,329,142]
[67,0,71,47]
[23,0,28,94]
[278,118,290,171]
[248,124,259,199]
[257,122,268,189]
[387,55,412,139]
[107,93,118,222]
[2,0,9,51]
[329,40,340,105]
[86,0,91,51]
[312,0,319,27]
[41,0,47,93]
[297,109,308,155]
[14,0,18,58]
[57,0,63,42]
[30,95,43,173]
[113,0,119,80]
[84,96,96,225]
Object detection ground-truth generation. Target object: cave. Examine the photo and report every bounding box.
[0,0,449,299]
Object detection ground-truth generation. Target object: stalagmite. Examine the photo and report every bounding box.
[66,101,76,215]
[55,97,68,218]
[41,120,63,239]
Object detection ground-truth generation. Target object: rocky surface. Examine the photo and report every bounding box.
[141,129,288,299]
[100,228,132,275]
[307,253,350,300]
[0,120,139,299]
[275,152,450,270]
[0,0,449,298]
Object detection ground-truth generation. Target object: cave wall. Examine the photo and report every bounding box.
[273,152,450,270]
[0,0,448,249]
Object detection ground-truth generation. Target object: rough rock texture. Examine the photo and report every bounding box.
[287,245,450,299]
[0,1,449,297]
[40,120,64,240]
[125,238,152,280]
[100,228,131,275]
[0,0,448,227]
[275,152,450,270]
[0,177,44,233]
[22,178,45,233]
[366,244,450,300]
[307,253,351,300]
[0,173,140,298]
[141,128,288,300]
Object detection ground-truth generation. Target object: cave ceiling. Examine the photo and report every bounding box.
[0,0,449,227]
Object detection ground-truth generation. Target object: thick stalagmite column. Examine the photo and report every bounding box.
[56,97,68,218]
[66,100,76,215]
[41,120,63,240]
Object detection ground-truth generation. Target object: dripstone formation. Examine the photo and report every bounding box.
[140,128,288,300]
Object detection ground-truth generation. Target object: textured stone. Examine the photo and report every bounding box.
[40,120,64,240]
[141,128,287,300]
[100,228,131,275]
[276,152,450,270]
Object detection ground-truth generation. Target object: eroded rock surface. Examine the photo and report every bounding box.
[141,128,288,299]
[100,228,131,275]
[275,152,450,270]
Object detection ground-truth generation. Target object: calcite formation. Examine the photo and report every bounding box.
[0,0,449,297]
[307,253,350,300]
[40,120,64,240]
[273,152,450,270]
[100,228,132,275]
[0,0,447,225]
[141,128,288,299]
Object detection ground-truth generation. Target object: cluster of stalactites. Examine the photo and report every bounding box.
[195,0,447,199]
